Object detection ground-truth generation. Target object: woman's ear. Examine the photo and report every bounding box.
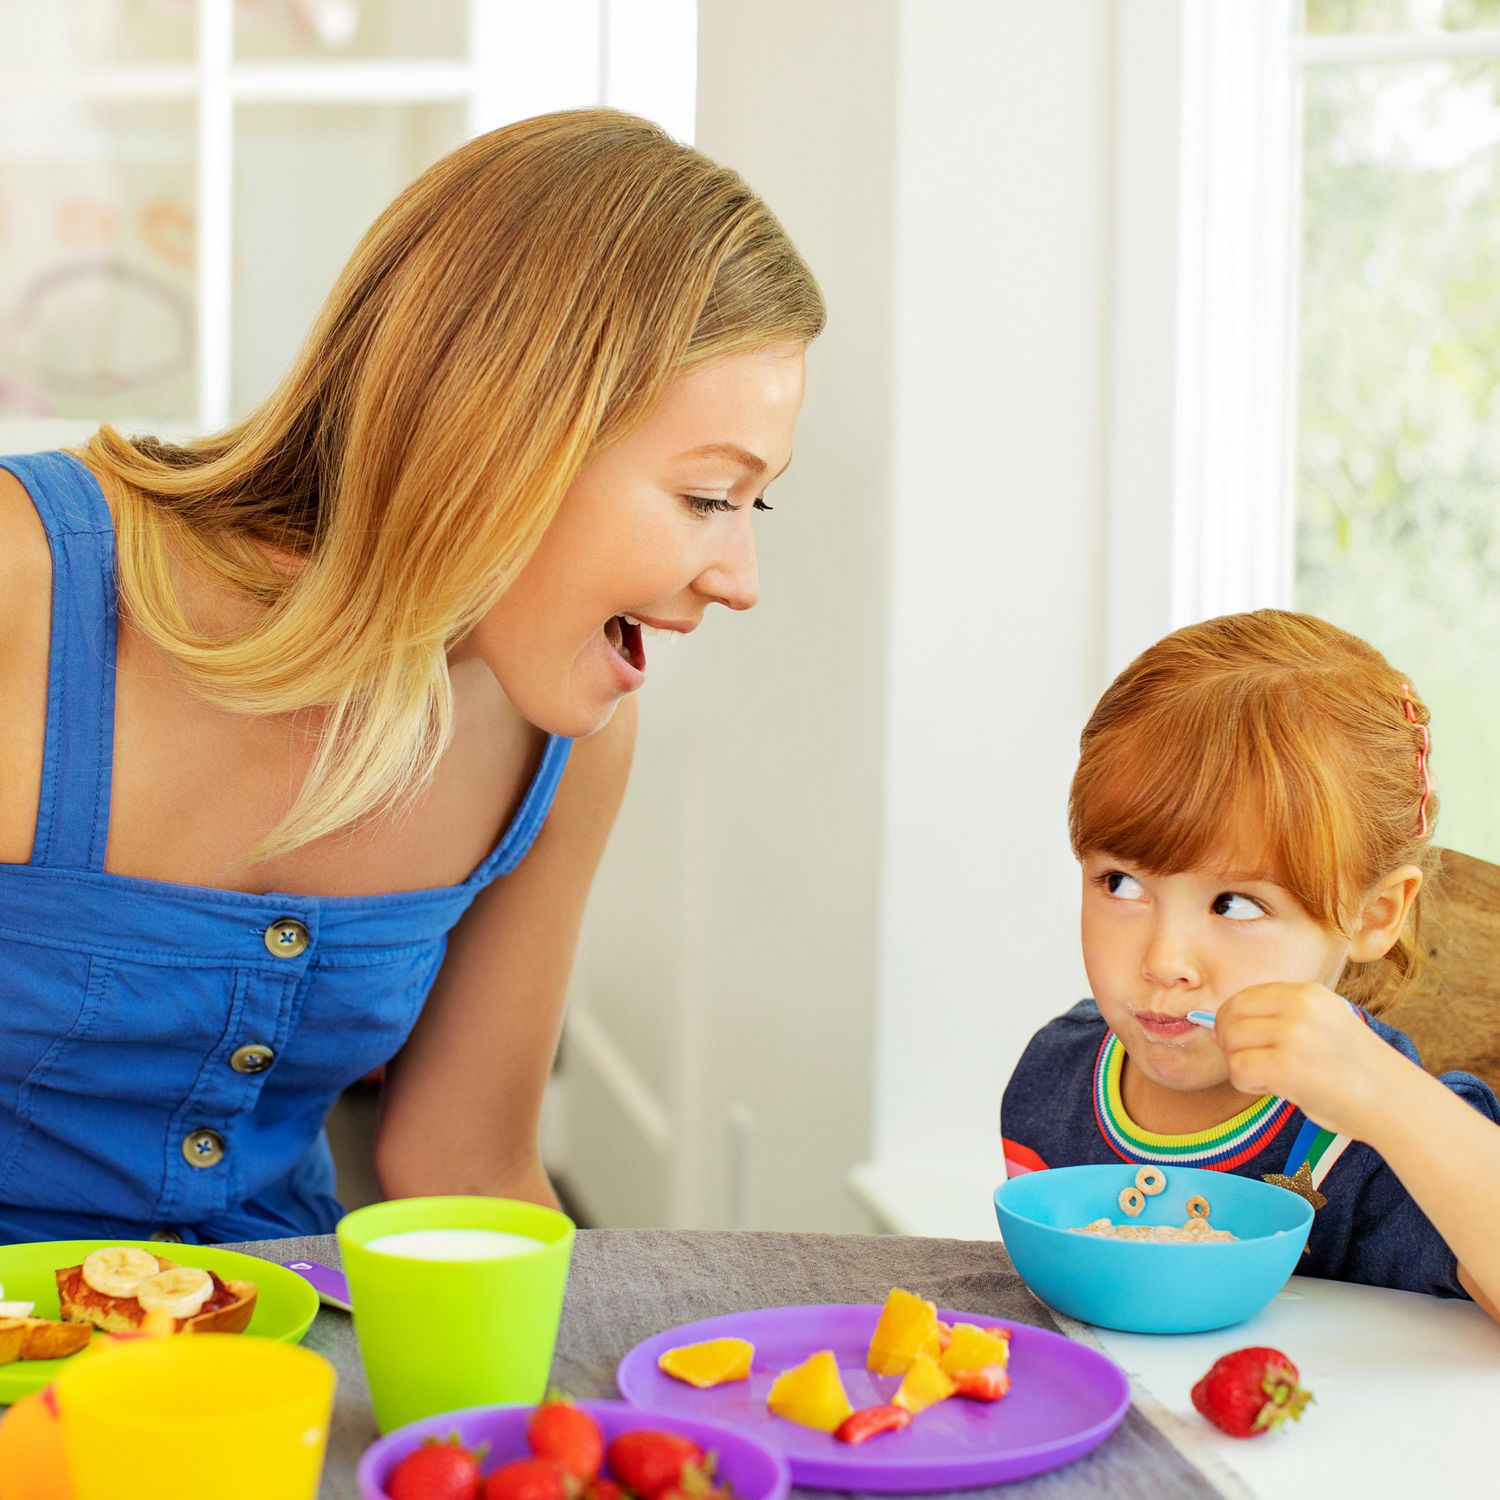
[1346,864,1425,964]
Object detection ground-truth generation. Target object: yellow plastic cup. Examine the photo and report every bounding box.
[55,1334,335,1500]
[338,1195,575,1432]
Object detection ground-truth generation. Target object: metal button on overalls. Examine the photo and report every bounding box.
[230,1043,276,1075]
[264,918,309,958]
[149,1228,183,1243]
[183,1129,225,1168]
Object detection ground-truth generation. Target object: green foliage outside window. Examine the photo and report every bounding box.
[1295,59,1500,861]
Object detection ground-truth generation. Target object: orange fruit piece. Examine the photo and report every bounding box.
[767,1349,855,1432]
[866,1288,940,1375]
[0,1387,73,1499]
[892,1350,957,1414]
[657,1337,754,1389]
[939,1322,1011,1375]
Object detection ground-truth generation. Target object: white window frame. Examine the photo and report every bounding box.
[1110,0,1500,678]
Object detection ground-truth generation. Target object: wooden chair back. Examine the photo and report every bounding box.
[1368,847,1500,1098]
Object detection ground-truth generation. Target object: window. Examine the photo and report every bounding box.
[1294,0,1500,862]
[0,0,695,449]
[1108,0,1500,864]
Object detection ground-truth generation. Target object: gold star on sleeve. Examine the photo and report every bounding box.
[1260,1161,1328,1212]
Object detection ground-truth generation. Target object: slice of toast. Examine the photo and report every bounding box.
[0,1319,24,1365]
[17,1317,93,1360]
[54,1256,257,1336]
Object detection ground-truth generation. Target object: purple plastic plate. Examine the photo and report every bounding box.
[616,1304,1131,1493]
[357,1397,791,1500]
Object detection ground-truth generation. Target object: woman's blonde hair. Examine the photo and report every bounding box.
[1069,610,1438,1008]
[85,108,825,858]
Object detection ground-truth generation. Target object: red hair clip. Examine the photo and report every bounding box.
[1401,683,1432,837]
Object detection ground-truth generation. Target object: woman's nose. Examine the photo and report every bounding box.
[1141,924,1200,989]
[696,522,759,612]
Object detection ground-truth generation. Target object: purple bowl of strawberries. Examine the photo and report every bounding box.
[358,1396,792,1500]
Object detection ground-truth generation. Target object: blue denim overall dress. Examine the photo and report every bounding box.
[0,451,572,1246]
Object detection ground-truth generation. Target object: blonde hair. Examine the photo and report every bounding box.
[1069,610,1438,1007]
[85,108,825,858]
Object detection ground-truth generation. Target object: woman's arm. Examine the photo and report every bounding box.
[1218,982,1500,1322]
[372,695,637,1207]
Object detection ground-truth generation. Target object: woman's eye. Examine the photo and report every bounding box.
[684,494,735,516]
[1212,891,1264,921]
[1102,871,1144,900]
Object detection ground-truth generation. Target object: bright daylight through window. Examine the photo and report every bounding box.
[1295,0,1500,861]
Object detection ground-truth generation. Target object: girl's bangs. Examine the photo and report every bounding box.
[1070,701,1346,926]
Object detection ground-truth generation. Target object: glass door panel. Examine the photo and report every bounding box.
[0,98,197,425]
[230,100,466,413]
[233,0,467,60]
[0,0,197,68]
[1295,60,1500,861]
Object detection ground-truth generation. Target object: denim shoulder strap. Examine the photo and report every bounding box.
[0,451,117,871]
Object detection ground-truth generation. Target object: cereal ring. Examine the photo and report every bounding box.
[1185,1194,1211,1219]
[1181,1216,1211,1235]
[1135,1165,1167,1196]
[1118,1186,1146,1217]
[1084,1217,1113,1232]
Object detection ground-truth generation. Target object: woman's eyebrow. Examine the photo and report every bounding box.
[676,441,793,480]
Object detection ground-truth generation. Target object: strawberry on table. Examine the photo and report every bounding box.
[583,1480,624,1500]
[1191,1347,1313,1439]
[527,1399,605,1481]
[387,1433,484,1500]
[484,1456,578,1500]
[834,1404,913,1445]
[606,1429,710,1497]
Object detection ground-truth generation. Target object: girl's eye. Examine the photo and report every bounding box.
[684,494,735,516]
[1101,871,1144,900]
[1212,891,1264,921]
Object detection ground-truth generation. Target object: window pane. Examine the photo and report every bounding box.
[234,0,467,60]
[1295,61,1500,862]
[230,102,466,416]
[0,0,196,67]
[0,99,197,425]
[1302,0,1500,33]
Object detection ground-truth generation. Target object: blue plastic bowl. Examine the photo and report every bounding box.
[994,1164,1313,1333]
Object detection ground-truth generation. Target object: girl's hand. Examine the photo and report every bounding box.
[1213,982,1406,1140]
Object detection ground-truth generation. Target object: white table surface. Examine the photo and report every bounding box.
[1057,1275,1500,1499]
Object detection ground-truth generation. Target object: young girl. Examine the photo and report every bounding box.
[1000,610,1500,1320]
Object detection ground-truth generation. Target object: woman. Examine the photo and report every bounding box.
[0,108,823,1245]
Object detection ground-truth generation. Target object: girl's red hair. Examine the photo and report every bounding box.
[1069,610,1437,1005]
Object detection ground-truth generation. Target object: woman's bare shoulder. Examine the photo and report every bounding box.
[0,466,52,620]
[0,466,53,863]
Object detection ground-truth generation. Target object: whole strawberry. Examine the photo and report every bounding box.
[388,1433,484,1500]
[528,1399,605,1481]
[484,1456,579,1500]
[606,1430,709,1497]
[1191,1347,1312,1438]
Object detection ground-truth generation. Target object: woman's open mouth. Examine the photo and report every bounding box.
[602,614,646,691]
[605,614,644,670]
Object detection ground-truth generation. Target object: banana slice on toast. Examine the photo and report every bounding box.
[55,1251,257,1335]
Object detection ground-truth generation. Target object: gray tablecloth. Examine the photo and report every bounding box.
[224,1230,1224,1499]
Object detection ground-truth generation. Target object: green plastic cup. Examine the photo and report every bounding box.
[337,1195,576,1432]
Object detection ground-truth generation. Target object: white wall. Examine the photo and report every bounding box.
[562,0,899,1233]
[560,0,1120,1236]
[856,0,1116,1236]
